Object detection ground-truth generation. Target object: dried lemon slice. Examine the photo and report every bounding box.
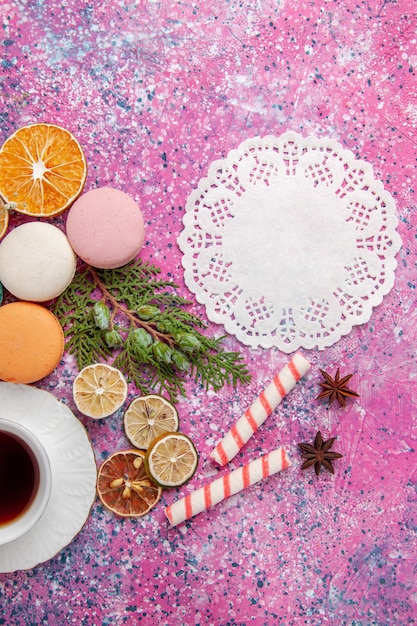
[145,432,198,489]
[0,123,87,217]
[73,363,128,419]
[97,449,162,517]
[124,394,179,450]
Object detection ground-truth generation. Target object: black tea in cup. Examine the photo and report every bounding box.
[0,431,39,526]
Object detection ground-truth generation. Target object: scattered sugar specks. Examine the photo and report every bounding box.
[1,0,416,624]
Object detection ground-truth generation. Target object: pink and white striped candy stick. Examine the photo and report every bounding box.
[165,447,290,527]
[210,352,310,466]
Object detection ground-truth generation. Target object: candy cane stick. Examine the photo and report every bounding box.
[210,352,310,466]
[165,447,290,527]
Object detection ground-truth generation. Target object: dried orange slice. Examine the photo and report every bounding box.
[97,449,162,517]
[0,196,9,241]
[73,363,128,419]
[145,432,198,489]
[0,123,87,217]
[123,394,179,450]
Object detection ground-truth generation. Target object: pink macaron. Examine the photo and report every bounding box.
[66,187,145,269]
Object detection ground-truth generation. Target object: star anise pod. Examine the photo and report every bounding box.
[316,367,359,407]
[298,431,343,476]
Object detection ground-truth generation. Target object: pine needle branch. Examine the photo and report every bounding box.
[51,259,250,402]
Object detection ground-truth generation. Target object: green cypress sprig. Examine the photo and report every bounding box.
[52,260,251,401]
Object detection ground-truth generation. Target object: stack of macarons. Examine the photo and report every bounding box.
[0,187,145,384]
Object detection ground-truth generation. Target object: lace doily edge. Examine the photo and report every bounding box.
[180,262,400,351]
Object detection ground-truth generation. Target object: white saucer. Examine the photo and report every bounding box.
[0,383,97,573]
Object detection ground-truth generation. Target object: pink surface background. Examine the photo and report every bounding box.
[1,1,417,624]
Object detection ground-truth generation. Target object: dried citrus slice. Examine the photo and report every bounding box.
[145,432,198,489]
[73,363,128,419]
[0,123,87,217]
[124,394,179,450]
[0,196,9,241]
[97,449,162,517]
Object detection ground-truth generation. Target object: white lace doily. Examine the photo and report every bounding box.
[178,132,402,351]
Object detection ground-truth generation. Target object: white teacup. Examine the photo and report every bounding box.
[0,418,52,545]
